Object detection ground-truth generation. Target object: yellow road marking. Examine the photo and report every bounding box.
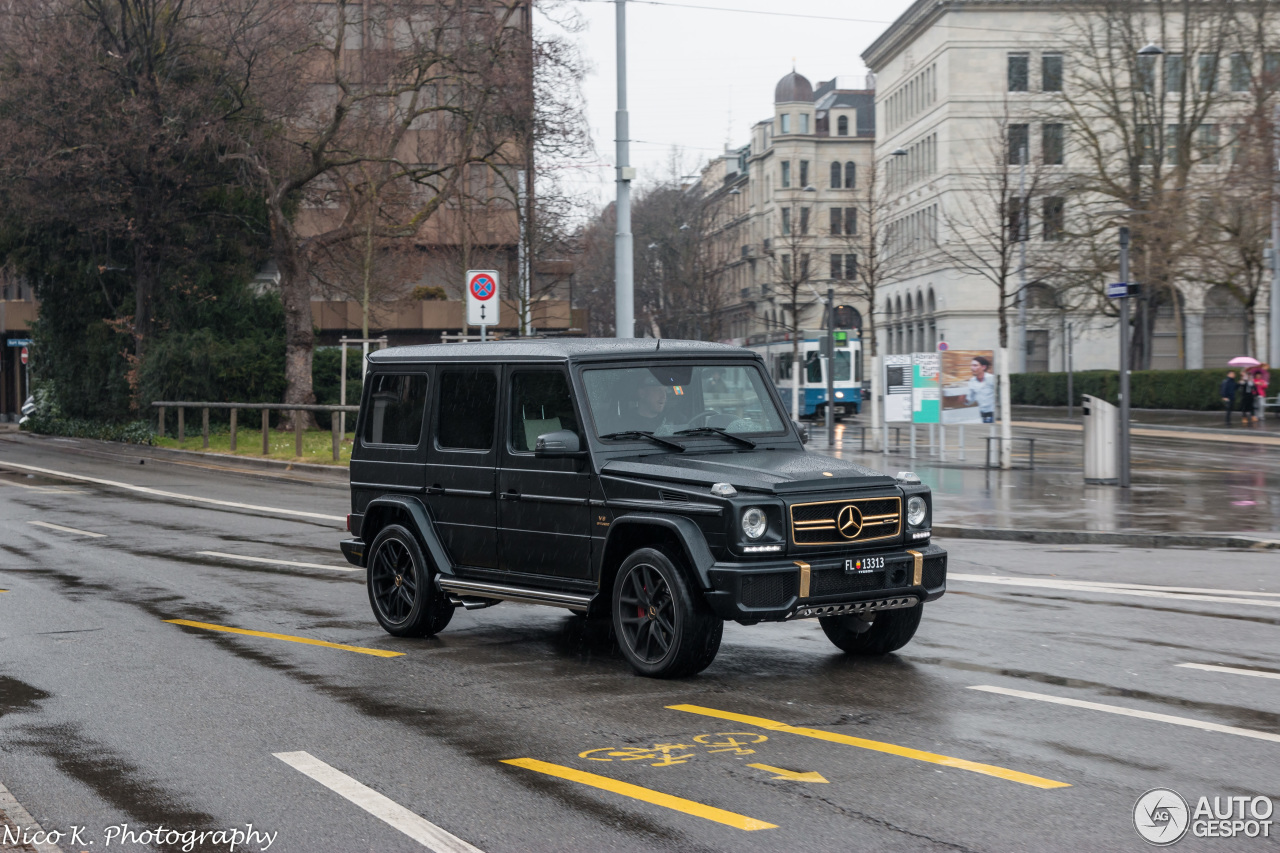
[164,619,403,658]
[746,763,828,783]
[501,758,776,831]
[668,704,1069,790]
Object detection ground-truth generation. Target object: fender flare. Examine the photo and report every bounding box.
[604,513,717,589]
[363,495,455,576]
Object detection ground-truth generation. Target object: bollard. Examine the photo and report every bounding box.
[158,406,165,440]
[262,409,269,455]
[229,409,237,452]
[177,408,185,444]
[331,411,340,461]
[202,408,209,449]
[294,412,303,458]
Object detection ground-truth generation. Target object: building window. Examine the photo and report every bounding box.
[1162,54,1183,93]
[844,161,856,189]
[781,207,791,235]
[781,161,791,188]
[780,113,791,134]
[844,208,857,235]
[1007,124,1029,165]
[1165,124,1185,167]
[830,161,841,188]
[1137,124,1158,165]
[1042,123,1064,165]
[830,207,843,235]
[1042,53,1063,92]
[1008,196,1026,243]
[837,115,849,136]
[799,160,809,188]
[1042,197,1065,241]
[1008,54,1029,91]
[799,255,809,280]
[1137,52,1158,94]
[1199,54,1218,92]
[830,254,843,280]
[799,207,810,235]
[1230,53,1250,91]
[1266,52,1280,78]
[800,113,810,134]
[845,254,857,281]
[1197,123,1219,164]
[780,254,791,281]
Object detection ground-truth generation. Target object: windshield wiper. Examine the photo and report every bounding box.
[673,426,756,449]
[598,431,686,452]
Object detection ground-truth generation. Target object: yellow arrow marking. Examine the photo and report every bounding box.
[668,704,1069,789]
[747,763,828,783]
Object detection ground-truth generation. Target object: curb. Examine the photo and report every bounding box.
[933,524,1280,550]
[3,433,347,485]
[0,780,63,853]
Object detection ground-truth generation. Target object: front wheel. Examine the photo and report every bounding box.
[367,524,454,638]
[612,548,722,678]
[819,603,922,655]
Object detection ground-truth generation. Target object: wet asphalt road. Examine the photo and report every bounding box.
[1,437,1278,852]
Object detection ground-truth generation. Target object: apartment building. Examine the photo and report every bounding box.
[863,0,1272,371]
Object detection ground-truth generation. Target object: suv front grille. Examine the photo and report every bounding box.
[790,497,901,546]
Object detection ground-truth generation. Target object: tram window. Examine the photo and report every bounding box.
[833,351,851,381]
[805,352,823,383]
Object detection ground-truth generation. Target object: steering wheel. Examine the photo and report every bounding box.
[686,409,721,428]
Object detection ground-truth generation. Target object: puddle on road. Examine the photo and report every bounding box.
[0,675,50,716]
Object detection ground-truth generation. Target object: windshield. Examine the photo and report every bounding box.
[583,363,788,439]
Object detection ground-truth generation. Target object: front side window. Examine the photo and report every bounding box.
[437,369,497,450]
[1008,54,1029,91]
[583,364,788,437]
[510,371,578,452]
[363,373,428,446]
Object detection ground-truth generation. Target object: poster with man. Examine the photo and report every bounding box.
[940,350,997,425]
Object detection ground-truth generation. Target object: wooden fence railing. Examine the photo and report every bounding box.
[151,402,359,461]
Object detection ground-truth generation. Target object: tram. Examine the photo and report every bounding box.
[744,330,863,419]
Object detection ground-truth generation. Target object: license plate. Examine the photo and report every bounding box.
[845,556,885,573]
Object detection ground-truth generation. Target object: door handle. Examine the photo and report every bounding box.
[501,489,521,501]
[426,484,445,495]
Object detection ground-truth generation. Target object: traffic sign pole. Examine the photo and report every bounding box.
[1118,227,1131,489]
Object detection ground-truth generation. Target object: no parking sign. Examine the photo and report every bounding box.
[466,270,500,327]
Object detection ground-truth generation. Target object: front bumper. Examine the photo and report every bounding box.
[703,541,946,624]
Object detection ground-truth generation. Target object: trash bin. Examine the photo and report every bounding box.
[1081,394,1117,484]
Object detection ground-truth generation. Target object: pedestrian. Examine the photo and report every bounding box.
[1220,370,1238,425]
[1240,371,1257,426]
[1252,365,1270,422]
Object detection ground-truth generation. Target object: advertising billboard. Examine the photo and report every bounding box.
[940,350,996,425]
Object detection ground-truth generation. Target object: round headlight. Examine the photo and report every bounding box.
[741,507,768,540]
[907,496,928,527]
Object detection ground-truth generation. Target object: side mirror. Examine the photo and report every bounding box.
[794,421,809,444]
[535,429,582,456]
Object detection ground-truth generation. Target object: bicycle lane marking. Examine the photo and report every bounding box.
[500,758,777,831]
[275,751,485,853]
[667,704,1070,789]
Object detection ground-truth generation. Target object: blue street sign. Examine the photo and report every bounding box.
[1107,283,1140,299]
[6,338,32,347]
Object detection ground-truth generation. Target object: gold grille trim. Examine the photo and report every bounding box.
[789,497,902,546]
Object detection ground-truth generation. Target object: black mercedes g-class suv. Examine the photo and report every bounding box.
[340,339,946,678]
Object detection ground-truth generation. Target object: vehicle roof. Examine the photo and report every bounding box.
[368,338,757,364]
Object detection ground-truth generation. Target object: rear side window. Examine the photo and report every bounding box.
[362,374,428,446]
[437,369,497,450]
[510,371,578,452]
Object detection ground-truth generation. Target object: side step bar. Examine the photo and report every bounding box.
[437,577,594,612]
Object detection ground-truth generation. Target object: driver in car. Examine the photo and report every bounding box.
[632,373,669,431]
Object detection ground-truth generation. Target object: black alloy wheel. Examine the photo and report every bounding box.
[367,524,454,638]
[612,547,722,678]
[819,602,922,655]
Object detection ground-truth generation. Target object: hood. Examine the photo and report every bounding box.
[601,449,896,494]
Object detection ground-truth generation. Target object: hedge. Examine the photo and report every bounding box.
[1011,368,1235,411]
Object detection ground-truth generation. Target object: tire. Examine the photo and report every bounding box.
[819,603,923,655]
[612,548,722,678]
[366,524,453,638]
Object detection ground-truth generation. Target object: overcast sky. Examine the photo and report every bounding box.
[542,0,916,211]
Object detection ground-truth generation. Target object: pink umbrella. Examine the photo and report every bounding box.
[1228,356,1261,367]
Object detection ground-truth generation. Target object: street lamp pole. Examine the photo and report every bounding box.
[1271,103,1280,370]
[614,0,634,339]
[1118,226,1132,489]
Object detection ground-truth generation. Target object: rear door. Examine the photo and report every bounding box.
[425,366,499,570]
[497,366,593,579]
[350,371,430,514]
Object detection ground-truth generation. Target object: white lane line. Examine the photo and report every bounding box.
[0,460,343,525]
[969,685,1280,745]
[274,752,484,853]
[197,551,357,572]
[1177,663,1280,682]
[949,573,1280,609]
[28,520,107,538]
